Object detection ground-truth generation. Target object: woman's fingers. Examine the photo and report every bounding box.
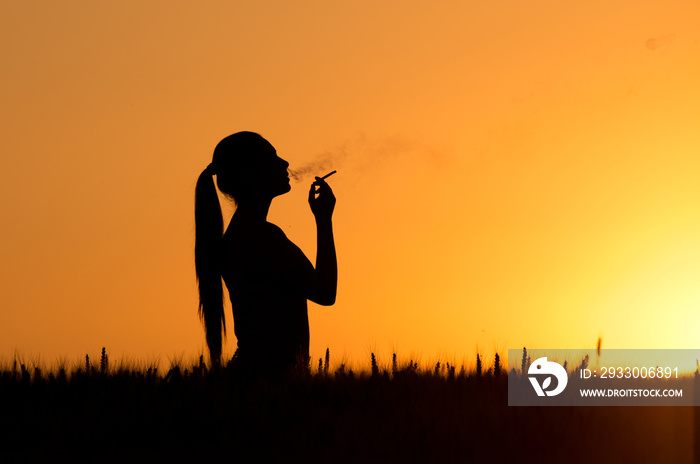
[308,177,335,217]
[310,177,332,195]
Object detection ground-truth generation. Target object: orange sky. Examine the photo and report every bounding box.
[1,1,700,369]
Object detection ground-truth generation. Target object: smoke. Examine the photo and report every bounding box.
[287,134,448,183]
[288,154,338,182]
[288,144,348,183]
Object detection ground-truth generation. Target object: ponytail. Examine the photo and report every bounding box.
[194,168,225,366]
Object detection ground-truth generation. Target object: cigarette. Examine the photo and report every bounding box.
[320,170,337,180]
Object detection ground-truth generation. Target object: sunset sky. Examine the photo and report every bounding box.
[2,1,699,368]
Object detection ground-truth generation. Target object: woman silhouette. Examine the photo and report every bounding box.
[194,132,337,374]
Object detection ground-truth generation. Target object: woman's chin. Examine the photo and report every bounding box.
[276,183,292,196]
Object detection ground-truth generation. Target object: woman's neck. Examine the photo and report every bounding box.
[233,198,272,223]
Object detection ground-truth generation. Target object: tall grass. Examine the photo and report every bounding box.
[0,348,693,463]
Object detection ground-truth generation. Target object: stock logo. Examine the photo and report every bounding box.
[528,357,568,397]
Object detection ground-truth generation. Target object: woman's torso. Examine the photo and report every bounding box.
[221,220,313,368]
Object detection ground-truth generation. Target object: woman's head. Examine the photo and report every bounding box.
[211,131,290,203]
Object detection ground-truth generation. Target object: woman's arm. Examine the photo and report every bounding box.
[307,177,337,305]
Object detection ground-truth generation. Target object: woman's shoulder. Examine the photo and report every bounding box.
[264,222,289,237]
[264,223,302,253]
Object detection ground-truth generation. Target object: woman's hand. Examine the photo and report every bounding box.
[308,177,336,221]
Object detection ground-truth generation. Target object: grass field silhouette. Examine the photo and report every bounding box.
[0,348,693,463]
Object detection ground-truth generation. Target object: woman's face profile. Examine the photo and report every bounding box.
[256,139,292,199]
[214,132,291,202]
